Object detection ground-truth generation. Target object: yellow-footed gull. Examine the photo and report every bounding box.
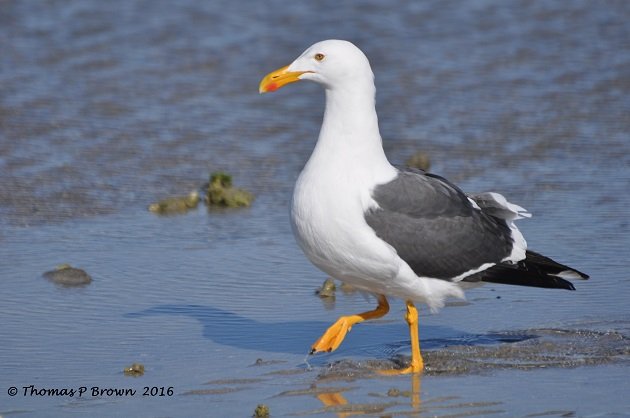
[259,39,589,374]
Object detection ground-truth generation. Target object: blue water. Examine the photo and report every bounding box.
[1,0,629,416]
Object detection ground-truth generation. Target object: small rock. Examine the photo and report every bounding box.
[387,387,400,397]
[43,264,92,287]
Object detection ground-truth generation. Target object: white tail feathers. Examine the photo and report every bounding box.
[469,192,532,221]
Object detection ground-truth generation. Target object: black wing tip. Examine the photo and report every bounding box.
[574,270,590,280]
[476,252,586,291]
[558,265,590,281]
[479,273,578,290]
[525,249,590,282]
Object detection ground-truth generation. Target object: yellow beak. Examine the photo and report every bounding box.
[259,65,310,94]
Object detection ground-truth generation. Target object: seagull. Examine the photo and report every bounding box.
[259,40,588,374]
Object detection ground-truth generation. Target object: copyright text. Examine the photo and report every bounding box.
[8,385,174,397]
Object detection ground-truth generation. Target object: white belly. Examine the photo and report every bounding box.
[290,165,400,293]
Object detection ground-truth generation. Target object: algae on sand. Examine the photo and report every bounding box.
[148,170,254,216]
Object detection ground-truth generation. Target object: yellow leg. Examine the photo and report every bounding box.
[379,300,424,375]
[316,377,421,417]
[406,300,424,372]
[311,295,389,354]
[316,391,348,408]
[410,372,421,410]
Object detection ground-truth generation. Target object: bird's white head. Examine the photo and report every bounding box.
[259,40,374,93]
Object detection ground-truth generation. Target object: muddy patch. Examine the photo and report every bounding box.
[312,325,630,380]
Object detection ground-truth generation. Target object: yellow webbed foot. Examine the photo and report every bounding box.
[311,316,355,354]
[377,358,424,375]
[310,295,390,354]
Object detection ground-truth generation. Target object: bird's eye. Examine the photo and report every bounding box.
[314,53,325,61]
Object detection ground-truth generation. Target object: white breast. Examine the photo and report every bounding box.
[290,149,400,292]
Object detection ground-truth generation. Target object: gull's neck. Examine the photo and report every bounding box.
[306,79,395,181]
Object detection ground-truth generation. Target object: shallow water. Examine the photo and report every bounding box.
[1,0,629,416]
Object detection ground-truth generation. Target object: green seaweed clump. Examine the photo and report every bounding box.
[315,278,336,298]
[43,264,92,287]
[148,191,200,215]
[205,172,254,208]
[253,404,270,418]
[123,363,145,377]
[405,151,431,171]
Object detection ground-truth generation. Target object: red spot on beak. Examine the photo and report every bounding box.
[267,83,278,92]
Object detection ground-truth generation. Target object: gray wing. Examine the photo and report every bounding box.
[364,168,514,280]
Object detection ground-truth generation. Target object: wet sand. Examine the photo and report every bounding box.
[1,0,629,416]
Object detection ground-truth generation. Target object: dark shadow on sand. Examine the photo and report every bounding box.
[125,304,537,356]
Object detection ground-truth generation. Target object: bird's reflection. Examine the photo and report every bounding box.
[314,373,422,417]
